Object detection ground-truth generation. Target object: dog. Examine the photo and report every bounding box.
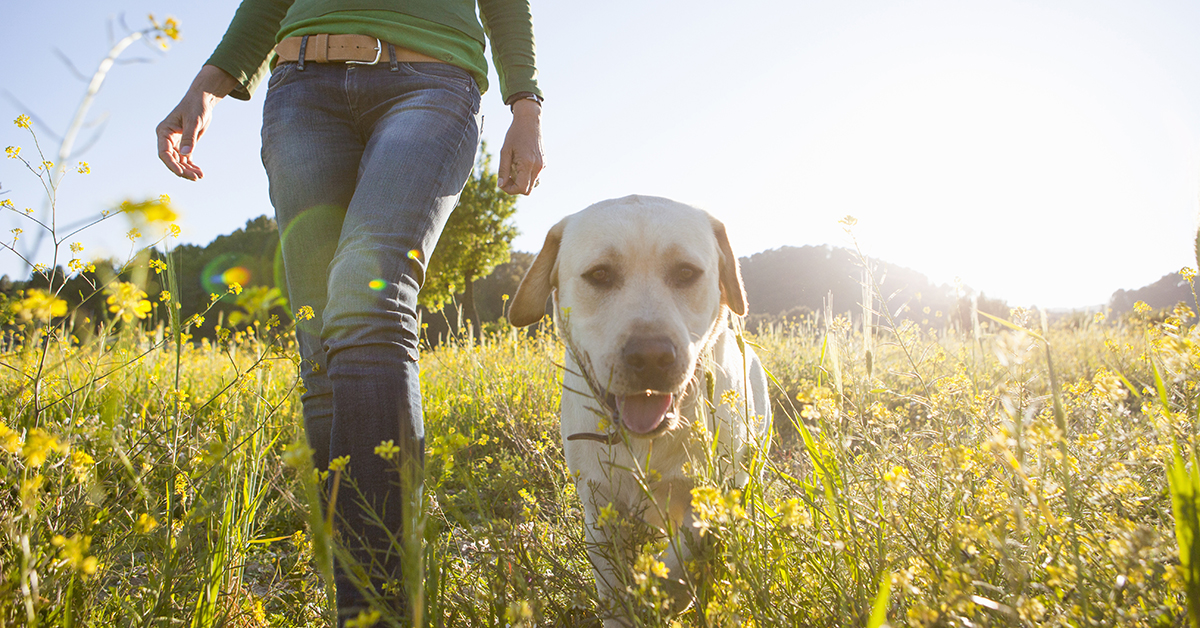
[508,195,771,626]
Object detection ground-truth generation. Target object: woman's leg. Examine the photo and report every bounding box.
[263,58,481,622]
[261,61,361,473]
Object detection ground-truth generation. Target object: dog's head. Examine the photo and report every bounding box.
[508,195,747,438]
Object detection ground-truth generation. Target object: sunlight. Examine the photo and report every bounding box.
[801,61,1145,304]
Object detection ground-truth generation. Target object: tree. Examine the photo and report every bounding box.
[421,145,518,336]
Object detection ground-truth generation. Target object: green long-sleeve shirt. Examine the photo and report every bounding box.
[206,0,540,102]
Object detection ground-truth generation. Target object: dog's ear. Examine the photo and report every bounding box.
[508,218,567,327]
[710,216,747,316]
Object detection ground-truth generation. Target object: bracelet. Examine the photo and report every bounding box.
[506,91,543,112]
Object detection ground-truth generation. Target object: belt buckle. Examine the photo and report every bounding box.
[346,38,382,65]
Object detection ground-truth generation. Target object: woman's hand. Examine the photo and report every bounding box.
[156,65,237,181]
[498,98,544,195]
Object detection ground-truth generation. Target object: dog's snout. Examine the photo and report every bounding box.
[622,336,677,387]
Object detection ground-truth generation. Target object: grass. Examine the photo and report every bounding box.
[2,276,1198,626]
[4,108,1200,626]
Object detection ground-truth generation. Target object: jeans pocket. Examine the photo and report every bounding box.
[267,62,294,90]
[405,62,474,91]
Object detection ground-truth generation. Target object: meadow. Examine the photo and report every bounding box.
[3,243,1199,628]
[4,109,1200,627]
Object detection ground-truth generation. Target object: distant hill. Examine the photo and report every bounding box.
[1108,272,1194,314]
[737,245,1015,331]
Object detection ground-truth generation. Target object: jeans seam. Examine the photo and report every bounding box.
[411,93,479,287]
[344,68,360,135]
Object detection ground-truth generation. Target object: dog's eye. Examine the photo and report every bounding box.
[583,266,613,287]
[672,265,701,286]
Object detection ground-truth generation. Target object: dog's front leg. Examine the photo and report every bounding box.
[657,501,702,614]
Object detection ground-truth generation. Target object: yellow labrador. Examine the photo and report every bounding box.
[508,195,771,625]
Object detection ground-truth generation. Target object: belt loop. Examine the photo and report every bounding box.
[314,34,329,63]
[388,43,398,71]
[297,35,308,71]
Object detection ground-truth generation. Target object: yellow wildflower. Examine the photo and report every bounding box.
[282,440,315,470]
[12,289,67,324]
[149,259,167,274]
[120,197,178,225]
[14,115,31,129]
[106,282,152,322]
[52,533,98,576]
[297,305,315,321]
[134,513,159,534]
[777,497,811,528]
[4,146,19,159]
[23,428,65,467]
[77,161,90,174]
[20,474,44,510]
[883,464,910,493]
[632,552,669,586]
[163,17,181,40]
[597,502,618,527]
[328,455,350,472]
[374,440,400,460]
[345,610,380,628]
[0,424,21,454]
[71,450,95,469]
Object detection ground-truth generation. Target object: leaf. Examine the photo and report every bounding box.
[867,571,892,628]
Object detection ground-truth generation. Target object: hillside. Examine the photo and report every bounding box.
[1108,271,1193,314]
[739,245,971,326]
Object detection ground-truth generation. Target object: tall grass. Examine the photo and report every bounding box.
[4,111,1200,626]
[5,268,1198,626]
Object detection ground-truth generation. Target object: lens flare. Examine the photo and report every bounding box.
[201,253,255,297]
[368,279,386,291]
[221,266,251,286]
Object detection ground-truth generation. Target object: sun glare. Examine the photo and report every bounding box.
[797,59,1150,305]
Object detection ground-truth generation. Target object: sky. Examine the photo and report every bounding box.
[2,0,1199,310]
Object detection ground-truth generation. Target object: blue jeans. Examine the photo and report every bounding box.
[261,57,481,621]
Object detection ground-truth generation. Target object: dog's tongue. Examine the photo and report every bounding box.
[617,392,673,434]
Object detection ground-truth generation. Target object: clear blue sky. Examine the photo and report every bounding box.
[3,1,1199,309]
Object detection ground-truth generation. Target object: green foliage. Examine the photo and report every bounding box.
[1168,447,1200,628]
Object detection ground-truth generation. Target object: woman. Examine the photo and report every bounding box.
[155,1,543,622]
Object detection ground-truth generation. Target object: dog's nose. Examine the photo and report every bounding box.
[622,336,677,387]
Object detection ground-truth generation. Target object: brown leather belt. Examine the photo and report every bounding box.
[275,34,443,64]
